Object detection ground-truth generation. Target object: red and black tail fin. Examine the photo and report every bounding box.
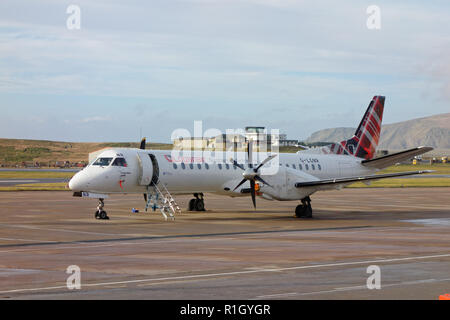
[320,96,385,160]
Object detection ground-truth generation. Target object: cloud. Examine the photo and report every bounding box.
[0,0,449,142]
[81,116,112,123]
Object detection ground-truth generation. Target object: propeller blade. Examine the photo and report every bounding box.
[254,175,272,187]
[140,137,146,150]
[248,140,253,168]
[233,178,248,191]
[250,180,256,209]
[255,154,277,171]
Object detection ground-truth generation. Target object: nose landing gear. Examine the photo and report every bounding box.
[95,198,109,220]
[188,193,206,211]
[295,196,313,218]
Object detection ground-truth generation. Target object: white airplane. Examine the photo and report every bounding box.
[69,96,433,220]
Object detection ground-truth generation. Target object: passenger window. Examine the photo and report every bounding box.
[189,163,193,169]
[318,164,322,170]
[197,164,201,169]
[299,164,302,170]
[173,163,177,169]
[181,163,186,169]
[218,164,222,170]
[292,164,296,169]
[225,164,230,170]
[112,157,127,167]
[286,164,289,167]
[93,157,113,166]
[311,164,315,170]
[305,164,309,170]
[205,163,209,170]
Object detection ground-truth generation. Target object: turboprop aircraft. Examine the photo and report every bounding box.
[69,96,433,220]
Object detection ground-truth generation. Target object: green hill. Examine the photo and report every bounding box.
[0,138,172,166]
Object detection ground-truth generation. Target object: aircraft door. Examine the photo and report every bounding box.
[137,153,153,186]
[149,154,159,185]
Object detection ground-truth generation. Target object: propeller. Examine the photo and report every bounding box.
[232,140,277,209]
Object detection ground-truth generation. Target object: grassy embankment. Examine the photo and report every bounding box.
[347,163,450,188]
[0,138,173,164]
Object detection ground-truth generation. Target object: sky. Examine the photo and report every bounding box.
[0,0,449,143]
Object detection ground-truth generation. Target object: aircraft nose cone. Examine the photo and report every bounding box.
[69,171,85,191]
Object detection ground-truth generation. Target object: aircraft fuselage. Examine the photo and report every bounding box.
[69,148,375,201]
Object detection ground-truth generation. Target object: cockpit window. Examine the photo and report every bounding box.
[112,157,128,167]
[92,157,113,166]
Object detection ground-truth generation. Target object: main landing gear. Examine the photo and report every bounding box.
[94,198,109,220]
[188,193,206,211]
[295,196,313,218]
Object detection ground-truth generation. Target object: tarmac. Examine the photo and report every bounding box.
[0,188,449,300]
[0,178,68,186]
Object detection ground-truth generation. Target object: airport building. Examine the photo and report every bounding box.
[172,137,209,150]
[171,127,299,151]
[245,127,299,148]
[207,134,247,151]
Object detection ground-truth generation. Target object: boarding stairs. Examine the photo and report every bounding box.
[144,184,181,220]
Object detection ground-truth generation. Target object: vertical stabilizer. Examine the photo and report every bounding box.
[317,96,385,160]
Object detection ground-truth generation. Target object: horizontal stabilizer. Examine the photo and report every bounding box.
[295,170,434,188]
[361,146,433,169]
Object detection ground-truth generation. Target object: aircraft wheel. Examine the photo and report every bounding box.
[295,205,306,218]
[188,199,197,211]
[303,205,312,218]
[195,200,205,211]
[295,204,312,218]
[99,210,109,220]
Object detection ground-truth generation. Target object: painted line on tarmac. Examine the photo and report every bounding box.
[3,224,387,253]
[0,236,236,253]
[1,253,450,295]
[0,225,373,249]
[0,237,58,243]
[0,224,142,237]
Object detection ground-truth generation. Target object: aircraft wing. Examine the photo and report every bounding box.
[360,146,433,169]
[294,170,433,188]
